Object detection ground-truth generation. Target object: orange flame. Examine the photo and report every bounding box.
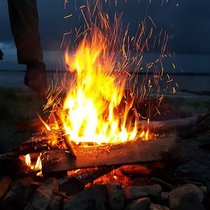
[53,28,149,146]
[23,154,42,175]
[41,3,165,147]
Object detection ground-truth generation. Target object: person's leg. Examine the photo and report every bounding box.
[7,0,47,97]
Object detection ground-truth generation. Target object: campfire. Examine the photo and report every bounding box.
[1,1,210,210]
[19,3,166,174]
[19,25,167,175]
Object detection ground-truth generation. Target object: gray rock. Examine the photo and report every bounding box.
[160,192,169,202]
[106,183,124,210]
[150,203,170,210]
[124,197,150,210]
[64,185,108,210]
[175,161,207,179]
[0,177,35,210]
[124,184,162,200]
[24,178,58,210]
[169,183,204,210]
[47,194,63,210]
[200,186,208,194]
[151,177,173,191]
[59,177,84,196]
[175,193,205,210]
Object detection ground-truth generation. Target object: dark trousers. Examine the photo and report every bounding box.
[7,0,43,64]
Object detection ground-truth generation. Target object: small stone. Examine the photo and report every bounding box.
[106,182,124,210]
[124,184,162,200]
[0,177,35,210]
[124,197,150,210]
[150,203,170,210]
[59,177,84,196]
[151,177,173,191]
[47,194,63,210]
[176,193,205,210]
[161,192,169,202]
[24,178,58,210]
[200,186,208,194]
[169,183,204,210]
[175,161,207,179]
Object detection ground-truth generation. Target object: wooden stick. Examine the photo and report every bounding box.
[53,111,76,159]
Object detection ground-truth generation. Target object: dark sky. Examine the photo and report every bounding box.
[0,0,210,71]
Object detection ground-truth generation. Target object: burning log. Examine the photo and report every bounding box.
[0,113,207,177]
[41,136,176,175]
[65,167,115,186]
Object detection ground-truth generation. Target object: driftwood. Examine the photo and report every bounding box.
[138,113,209,133]
[0,113,208,165]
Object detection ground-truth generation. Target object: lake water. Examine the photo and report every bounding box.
[0,70,210,94]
